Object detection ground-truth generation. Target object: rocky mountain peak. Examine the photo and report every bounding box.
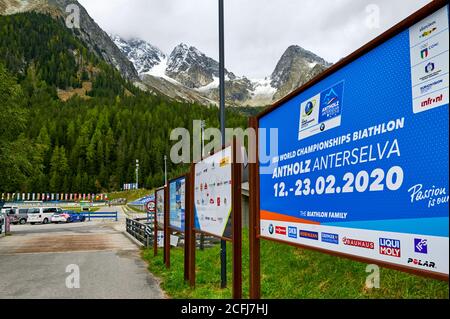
[270,45,331,100]
[110,34,165,74]
[166,43,228,89]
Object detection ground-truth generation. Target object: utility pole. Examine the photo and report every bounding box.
[218,0,227,289]
[135,159,139,190]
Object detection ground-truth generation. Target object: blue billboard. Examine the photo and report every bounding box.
[258,5,449,276]
[169,176,186,232]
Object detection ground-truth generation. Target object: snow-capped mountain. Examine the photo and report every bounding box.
[166,43,233,89]
[111,36,331,107]
[111,34,166,74]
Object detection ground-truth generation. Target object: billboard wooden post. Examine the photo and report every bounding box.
[153,191,159,257]
[249,117,261,299]
[184,174,191,282]
[232,137,243,299]
[164,184,170,268]
[153,210,158,257]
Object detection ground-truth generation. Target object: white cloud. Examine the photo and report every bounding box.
[79,0,431,78]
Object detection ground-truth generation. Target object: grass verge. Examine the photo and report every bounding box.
[108,189,153,202]
[142,230,448,299]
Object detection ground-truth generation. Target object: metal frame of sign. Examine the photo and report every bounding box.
[154,186,165,257]
[193,143,234,241]
[188,137,242,298]
[165,174,191,282]
[249,0,449,299]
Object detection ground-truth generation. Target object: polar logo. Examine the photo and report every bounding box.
[407,258,435,269]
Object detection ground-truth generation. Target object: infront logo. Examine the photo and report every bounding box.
[421,94,443,108]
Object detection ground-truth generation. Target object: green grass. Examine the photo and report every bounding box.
[107,189,153,202]
[142,230,449,299]
[126,205,146,213]
[61,207,100,213]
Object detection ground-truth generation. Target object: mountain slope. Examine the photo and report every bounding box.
[112,37,331,107]
[0,12,136,99]
[271,45,331,100]
[0,0,139,82]
[111,34,165,74]
[165,43,232,89]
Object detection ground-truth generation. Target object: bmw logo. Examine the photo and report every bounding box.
[305,101,314,116]
[268,224,274,234]
[320,123,326,131]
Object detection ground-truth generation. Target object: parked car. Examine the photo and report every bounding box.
[27,207,62,225]
[1,206,18,215]
[51,211,86,223]
[51,212,71,223]
[65,211,86,223]
[8,208,29,225]
[0,213,4,234]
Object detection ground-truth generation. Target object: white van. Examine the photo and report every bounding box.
[27,207,62,225]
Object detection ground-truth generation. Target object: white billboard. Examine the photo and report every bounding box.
[194,146,233,238]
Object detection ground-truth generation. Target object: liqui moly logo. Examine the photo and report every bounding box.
[379,238,401,257]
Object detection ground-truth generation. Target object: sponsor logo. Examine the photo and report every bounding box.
[275,226,287,235]
[414,238,428,254]
[419,40,440,59]
[320,123,326,131]
[304,100,316,116]
[220,156,230,167]
[420,27,437,39]
[268,224,274,235]
[407,258,436,268]
[299,230,319,240]
[420,94,444,108]
[419,79,444,94]
[343,237,374,249]
[319,82,344,122]
[321,232,339,244]
[300,95,319,130]
[425,62,435,73]
[420,48,429,59]
[379,238,401,257]
[288,226,297,239]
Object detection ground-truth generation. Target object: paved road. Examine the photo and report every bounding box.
[0,206,165,299]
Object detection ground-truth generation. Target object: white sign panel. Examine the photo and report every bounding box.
[409,6,449,113]
[194,146,233,238]
[156,188,165,228]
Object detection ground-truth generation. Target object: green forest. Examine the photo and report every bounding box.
[0,13,247,193]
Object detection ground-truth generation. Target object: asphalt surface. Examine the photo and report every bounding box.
[0,206,165,299]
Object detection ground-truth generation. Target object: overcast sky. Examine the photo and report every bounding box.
[78,0,431,79]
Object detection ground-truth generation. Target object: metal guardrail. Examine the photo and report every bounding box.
[87,211,118,221]
[126,217,153,247]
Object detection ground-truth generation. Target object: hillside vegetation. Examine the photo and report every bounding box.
[0,13,247,194]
